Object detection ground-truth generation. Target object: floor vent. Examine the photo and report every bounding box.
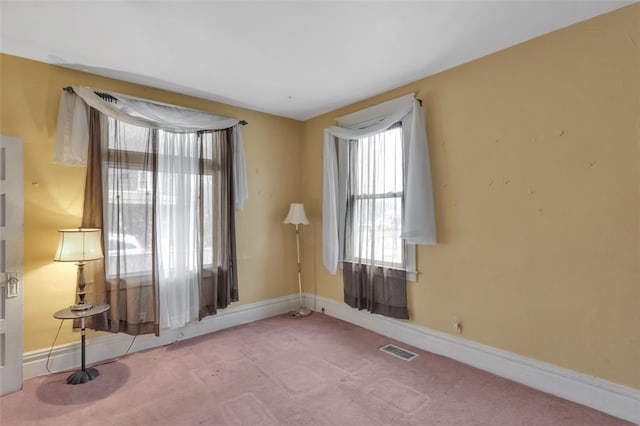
[379,344,418,361]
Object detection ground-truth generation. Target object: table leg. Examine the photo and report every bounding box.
[66,316,100,384]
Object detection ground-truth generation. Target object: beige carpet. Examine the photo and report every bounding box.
[0,313,631,425]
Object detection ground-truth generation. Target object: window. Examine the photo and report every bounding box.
[323,93,434,284]
[59,86,244,333]
[104,119,153,277]
[345,124,406,270]
[104,118,220,278]
[323,94,435,318]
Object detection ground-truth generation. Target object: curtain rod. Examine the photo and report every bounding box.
[63,86,248,126]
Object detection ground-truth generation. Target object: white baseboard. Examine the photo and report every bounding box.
[23,292,639,424]
[23,294,299,381]
[307,293,640,425]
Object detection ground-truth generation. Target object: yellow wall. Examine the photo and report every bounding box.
[302,4,639,389]
[0,54,304,351]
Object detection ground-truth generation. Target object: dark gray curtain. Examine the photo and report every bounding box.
[79,108,110,331]
[343,262,409,319]
[197,128,239,319]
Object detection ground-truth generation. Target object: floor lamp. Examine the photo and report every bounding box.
[284,203,312,317]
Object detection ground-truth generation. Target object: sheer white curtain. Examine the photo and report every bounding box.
[346,125,404,268]
[155,132,201,329]
[103,122,204,330]
[323,94,436,275]
[323,94,435,319]
[54,85,249,210]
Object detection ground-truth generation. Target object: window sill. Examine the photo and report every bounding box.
[106,265,221,287]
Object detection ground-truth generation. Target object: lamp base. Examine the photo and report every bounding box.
[288,308,313,318]
[67,367,99,385]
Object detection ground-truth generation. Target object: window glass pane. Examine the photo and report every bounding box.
[104,120,220,277]
[355,126,402,196]
[348,124,404,268]
[107,120,150,153]
[202,174,214,266]
[106,166,153,277]
[351,196,403,266]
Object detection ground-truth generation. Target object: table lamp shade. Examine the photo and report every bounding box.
[54,228,104,262]
[283,203,309,225]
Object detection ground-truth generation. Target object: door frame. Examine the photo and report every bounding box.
[0,135,24,396]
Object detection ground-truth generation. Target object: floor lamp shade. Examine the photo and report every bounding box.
[54,228,104,311]
[283,203,309,225]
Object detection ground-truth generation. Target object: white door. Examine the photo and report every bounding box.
[0,135,23,396]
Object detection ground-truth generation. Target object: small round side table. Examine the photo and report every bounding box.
[53,303,110,385]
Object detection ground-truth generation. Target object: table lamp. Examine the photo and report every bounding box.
[283,203,312,317]
[54,228,104,311]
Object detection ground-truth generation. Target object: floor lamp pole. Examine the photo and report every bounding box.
[293,224,312,317]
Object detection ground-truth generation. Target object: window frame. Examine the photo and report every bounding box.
[342,122,417,279]
[103,121,222,279]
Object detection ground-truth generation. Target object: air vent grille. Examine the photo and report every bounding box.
[379,344,418,361]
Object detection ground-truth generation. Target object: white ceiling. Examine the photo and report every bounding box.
[0,1,632,121]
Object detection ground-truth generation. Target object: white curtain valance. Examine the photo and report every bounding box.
[322,95,436,274]
[70,86,241,132]
[54,86,249,210]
